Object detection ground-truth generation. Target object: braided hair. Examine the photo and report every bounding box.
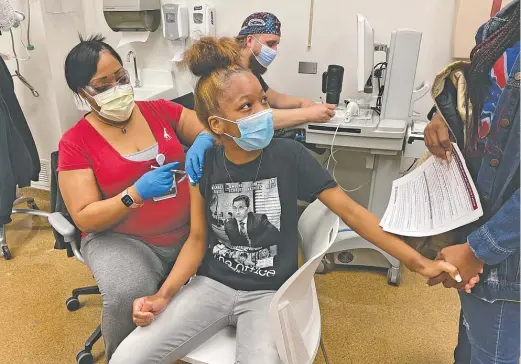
[465,1,520,152]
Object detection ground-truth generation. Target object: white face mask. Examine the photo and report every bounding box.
[91,84,135,122]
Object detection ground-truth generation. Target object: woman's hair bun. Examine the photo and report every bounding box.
[183,37,242,77]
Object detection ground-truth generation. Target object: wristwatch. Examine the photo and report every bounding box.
[427,106,437,121]
[121,189,143,208]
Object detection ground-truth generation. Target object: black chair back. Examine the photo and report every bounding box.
[50,151,81,257]
[171,93,195,110]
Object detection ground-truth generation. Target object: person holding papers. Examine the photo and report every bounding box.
[424,2,520,363]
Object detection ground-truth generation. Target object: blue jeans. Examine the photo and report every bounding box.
[454,310,471,364]
[459,292,520,364]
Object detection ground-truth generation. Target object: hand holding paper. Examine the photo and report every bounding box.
[424,112,453,162]
[380,144,483,237]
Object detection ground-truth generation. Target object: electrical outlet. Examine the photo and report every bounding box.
[298,62,317,74]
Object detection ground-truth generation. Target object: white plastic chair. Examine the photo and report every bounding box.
[183,200,339,364]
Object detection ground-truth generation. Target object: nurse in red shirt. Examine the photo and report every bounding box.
[58,34,213,360]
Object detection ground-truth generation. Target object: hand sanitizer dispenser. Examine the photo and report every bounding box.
[190,4,215,40]
[162,3,189,40]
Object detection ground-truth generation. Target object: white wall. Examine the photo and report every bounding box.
[0,0,84,170]
[203,0,455,115]
[86,0,456,116]
[0,0,60,164]
[1,0,456,175]
[81,0,186,92]
[41,0,86,133]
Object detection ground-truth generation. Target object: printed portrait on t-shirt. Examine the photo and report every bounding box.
[208,178,281,274]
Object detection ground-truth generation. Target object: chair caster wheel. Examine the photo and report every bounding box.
[28,202,39,210]
[66,297,80,311]
[76,350,93,364]
[2,246,12,260]
[316,260,326,274]
[316,254,335,274]
[387,266,401,286]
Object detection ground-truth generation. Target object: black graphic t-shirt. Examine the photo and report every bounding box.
[198,139,336,291]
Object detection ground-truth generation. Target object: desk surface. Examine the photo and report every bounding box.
[303,117,408,153]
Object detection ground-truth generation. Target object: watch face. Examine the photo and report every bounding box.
[121,194,134,207]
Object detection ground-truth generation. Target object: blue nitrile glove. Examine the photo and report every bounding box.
[134,162,179,201]
[185,132,214,185]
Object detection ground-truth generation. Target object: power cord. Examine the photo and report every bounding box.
[325,124,372,193]
[321,149,331,166]
[9,28,39,97]
[404,158,418,174]
[322,63,389,193]
[26,0,34,50]
[9,29,28,64]
[371,62,387,115]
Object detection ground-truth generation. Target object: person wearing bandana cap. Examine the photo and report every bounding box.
[235,12,336,129]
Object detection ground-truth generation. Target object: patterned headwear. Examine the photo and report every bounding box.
[238,12,281,37]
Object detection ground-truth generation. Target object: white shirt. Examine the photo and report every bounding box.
[237,216,248,227]
[236,216,251,245]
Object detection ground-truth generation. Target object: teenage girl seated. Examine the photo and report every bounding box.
[109,37,461,364]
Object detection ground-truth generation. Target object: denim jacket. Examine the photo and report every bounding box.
[462,1,519,302]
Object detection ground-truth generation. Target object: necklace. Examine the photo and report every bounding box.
[223,149,264,184]
[94,112,131,134]
[99,118,130,134]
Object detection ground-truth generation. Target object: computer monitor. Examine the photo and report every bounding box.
[357,14,375,93]
[380,29,422,121]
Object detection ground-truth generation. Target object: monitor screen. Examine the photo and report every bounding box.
[357,14,375,93]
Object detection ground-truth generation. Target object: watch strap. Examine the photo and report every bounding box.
[121,189,144,208]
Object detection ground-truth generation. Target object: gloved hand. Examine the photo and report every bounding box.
[134,162,179,201]
[185,132,214,185]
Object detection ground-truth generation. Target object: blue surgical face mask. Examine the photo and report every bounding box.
[215,109,274,151]
[251,37,277,68]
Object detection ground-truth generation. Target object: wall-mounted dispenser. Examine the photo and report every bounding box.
[162,2,189,62]
[162,3,188,41]
[103,0,161,33]
[190,4,215,40]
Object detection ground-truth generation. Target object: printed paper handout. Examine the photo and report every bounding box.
[380,144,483,237]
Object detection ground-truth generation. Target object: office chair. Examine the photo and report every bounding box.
[48,151,102,364]
[182,199,339,364]
[171,92,195,110]
[66,243,102,364]
[47,212,101,364]
[47,94,195,363]
[49,149,176,364]
[0,189,49,260]
[27,94,197,363]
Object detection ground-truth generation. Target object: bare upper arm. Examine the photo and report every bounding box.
[188,183,207,242]
[266,88,300,109]
[266,88,281,105]
[176,107,205,146]
[317,186,357,220]
[58,169,102,223]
